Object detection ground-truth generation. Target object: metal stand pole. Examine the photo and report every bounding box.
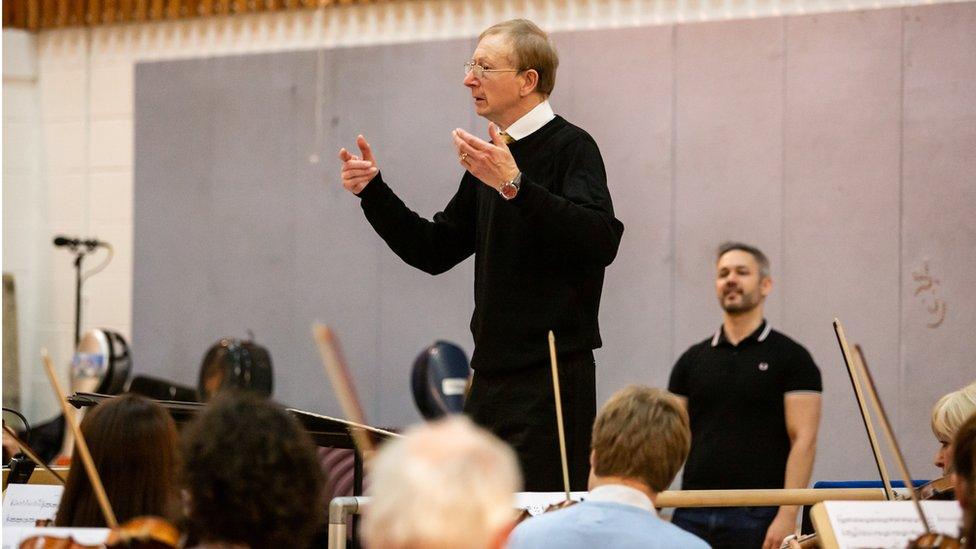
[352,451,363,548]
[73,252,86,347]
[329,497,367,549]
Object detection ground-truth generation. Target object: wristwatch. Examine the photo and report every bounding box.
[499,172,522,200]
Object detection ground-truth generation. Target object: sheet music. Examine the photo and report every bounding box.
[824,500,962,548]
[2,484,63,526]
[1,527,109,548]
[514,491,589,516]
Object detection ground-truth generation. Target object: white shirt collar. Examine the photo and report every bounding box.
[586,484,656,514]
[501,100,555,141]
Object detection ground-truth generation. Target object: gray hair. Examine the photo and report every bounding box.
[362,416,522,549]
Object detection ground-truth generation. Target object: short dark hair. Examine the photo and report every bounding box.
[55,393,180,527]
[182,391,325,548]
[717,241,770,279]
[480,19,559,96]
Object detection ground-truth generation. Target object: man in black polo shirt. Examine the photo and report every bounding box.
[668,242,822,549]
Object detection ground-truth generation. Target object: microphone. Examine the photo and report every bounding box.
[53,235,106,249]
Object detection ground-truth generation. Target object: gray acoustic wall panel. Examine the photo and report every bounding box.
[673,17,786,353]
[134,3,976,485]
[554,25,676,401]
[900,2,976,467]
[783,8,903,479]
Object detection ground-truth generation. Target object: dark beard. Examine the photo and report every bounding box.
[721,291,760,314]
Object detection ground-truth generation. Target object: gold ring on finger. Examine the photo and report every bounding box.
[460,153,468,163]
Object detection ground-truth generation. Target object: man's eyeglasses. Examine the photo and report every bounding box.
[464,62,521,79]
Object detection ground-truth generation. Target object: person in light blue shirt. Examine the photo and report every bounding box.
[507,386,710,549]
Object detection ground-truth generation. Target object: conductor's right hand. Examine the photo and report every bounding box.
[339,135,379,195]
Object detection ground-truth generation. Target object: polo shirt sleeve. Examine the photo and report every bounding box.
[668,348,694,397]
[785,345,822,394]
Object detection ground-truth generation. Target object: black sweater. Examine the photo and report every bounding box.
[358,116,624,373]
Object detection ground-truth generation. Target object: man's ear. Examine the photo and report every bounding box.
[760,276,773,298]
[520,69,539,97]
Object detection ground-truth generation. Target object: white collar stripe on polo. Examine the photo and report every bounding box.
[711,321,771,347]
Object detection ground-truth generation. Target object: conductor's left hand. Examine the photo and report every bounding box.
[452,123,520,191]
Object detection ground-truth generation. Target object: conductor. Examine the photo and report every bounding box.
[338,19,623,491]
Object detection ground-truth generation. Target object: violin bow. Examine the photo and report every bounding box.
[2,423,67,484]
[852,344,933,535]
[548,331,572,503]
[311,324,375,457]
[41,348,119,528]
[832,319,896,500]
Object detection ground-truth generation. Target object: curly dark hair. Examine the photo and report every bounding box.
[181,391,325,548]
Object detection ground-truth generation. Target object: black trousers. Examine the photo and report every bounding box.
[464,351,596,492]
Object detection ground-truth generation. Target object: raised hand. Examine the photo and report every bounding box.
[452,123,520,192]
[339,135,379,195]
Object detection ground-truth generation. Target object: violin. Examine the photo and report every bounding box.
[19,535,97,549]
[19,517,180,549]
[104,517,181,548]
[18,351,181,549]
[514,498,579,523]
[915,476,955,501]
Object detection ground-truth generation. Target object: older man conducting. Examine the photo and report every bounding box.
[338,19,623,491]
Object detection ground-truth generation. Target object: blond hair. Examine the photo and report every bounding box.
[931,381,976,442]
[480,19,559,96]
[591,386,690,493]
[362,416,522,549]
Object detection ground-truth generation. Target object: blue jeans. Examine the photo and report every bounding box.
[672,506,779,548]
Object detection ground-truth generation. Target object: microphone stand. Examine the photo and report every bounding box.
[54,236,113,348]
[72,247,89,347]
